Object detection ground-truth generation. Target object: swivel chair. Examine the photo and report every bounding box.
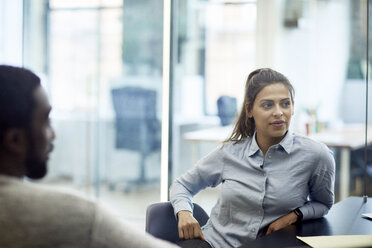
[111,86,161,192]
[145,202,209,243]
[350,145,372,195]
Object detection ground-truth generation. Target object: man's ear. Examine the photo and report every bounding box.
[2,128,28,154]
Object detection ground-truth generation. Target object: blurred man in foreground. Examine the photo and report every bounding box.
[0,65,178,248]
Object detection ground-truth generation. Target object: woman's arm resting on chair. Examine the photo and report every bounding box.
[177,210,205,241]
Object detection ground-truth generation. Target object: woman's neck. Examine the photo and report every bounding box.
[255,133,285,157]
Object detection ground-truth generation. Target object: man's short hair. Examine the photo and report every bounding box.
[0,65,40,142]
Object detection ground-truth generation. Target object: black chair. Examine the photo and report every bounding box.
[217,95,237,126]
[350,145,372,194]
[145,202,209,243]
[111,86,161,192]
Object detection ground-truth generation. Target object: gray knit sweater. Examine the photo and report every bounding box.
[0,175,178,248]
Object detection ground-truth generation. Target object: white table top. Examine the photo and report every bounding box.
[183,125,233,143]
[309,125,372,149]
[183,124,372,150]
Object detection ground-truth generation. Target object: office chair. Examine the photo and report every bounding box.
[111,86,161,193]
[217,95,237,126]
[350,145,372,195]
[145,202,209,243]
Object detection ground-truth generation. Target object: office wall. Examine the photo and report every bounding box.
[257,0,350,131]
[0,0,23,66]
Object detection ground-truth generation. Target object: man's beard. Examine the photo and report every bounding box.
[24,133,49,180]
[25,157,47,179]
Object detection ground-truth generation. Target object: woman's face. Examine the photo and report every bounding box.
[247,83,294,145]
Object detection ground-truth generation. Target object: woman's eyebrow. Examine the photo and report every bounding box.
[259,96,291,101]
[259,99,274,102]
[280,98,291,101]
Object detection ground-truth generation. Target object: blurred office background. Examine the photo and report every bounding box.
[0,0,371,230]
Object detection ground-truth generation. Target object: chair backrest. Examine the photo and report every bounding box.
[111,86,160,152]
[112,86,157,120]
[351,145,372,176]
[217,95,237,126]
[145,202,209,243]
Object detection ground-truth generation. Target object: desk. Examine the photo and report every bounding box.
[238,196,372,248]
[309,126,372,200]
[183,125,372,200]
[183,125,233,164]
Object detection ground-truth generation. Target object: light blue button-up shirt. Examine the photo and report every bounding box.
[170,132,335,248]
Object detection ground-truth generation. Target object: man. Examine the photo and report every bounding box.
[0,65,178,248]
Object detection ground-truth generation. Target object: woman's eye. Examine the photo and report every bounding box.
[262,103,272,109]
[282,101,291,107]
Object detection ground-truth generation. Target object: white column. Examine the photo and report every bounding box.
[256,0,277,68]
[0,0,23,66]
[340,148,350,200]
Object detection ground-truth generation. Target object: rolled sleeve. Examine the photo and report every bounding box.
[170,146,225,217]
[300,144,335,220]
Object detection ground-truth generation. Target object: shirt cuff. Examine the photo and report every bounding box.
[298,201,330,221]
[172,202,193,220]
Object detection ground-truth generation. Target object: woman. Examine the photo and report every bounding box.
[170,68,335,248]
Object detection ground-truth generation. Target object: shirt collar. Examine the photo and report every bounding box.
[247,132,260,157]
[247,131,294,156]
[278,131,294,154]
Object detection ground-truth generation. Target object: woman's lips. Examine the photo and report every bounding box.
[270,121,285,127]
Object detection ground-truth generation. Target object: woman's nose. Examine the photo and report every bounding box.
[273,105,283,116]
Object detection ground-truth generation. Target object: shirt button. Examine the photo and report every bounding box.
[263,173,267,177]
[251,228,256,232]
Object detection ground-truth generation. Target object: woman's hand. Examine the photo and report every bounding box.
[265,211,298,236]
[177,210,205,240]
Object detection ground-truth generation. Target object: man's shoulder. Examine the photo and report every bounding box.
[0,176,97,247]
[0,176,96,216]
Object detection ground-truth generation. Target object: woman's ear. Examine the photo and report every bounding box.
[2,128,28,154]
[245,103,253,118]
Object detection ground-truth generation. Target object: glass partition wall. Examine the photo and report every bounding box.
[171,0,372,214]
[21,0,164,229]
[365,0,371,199]
[0,0,370,230]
